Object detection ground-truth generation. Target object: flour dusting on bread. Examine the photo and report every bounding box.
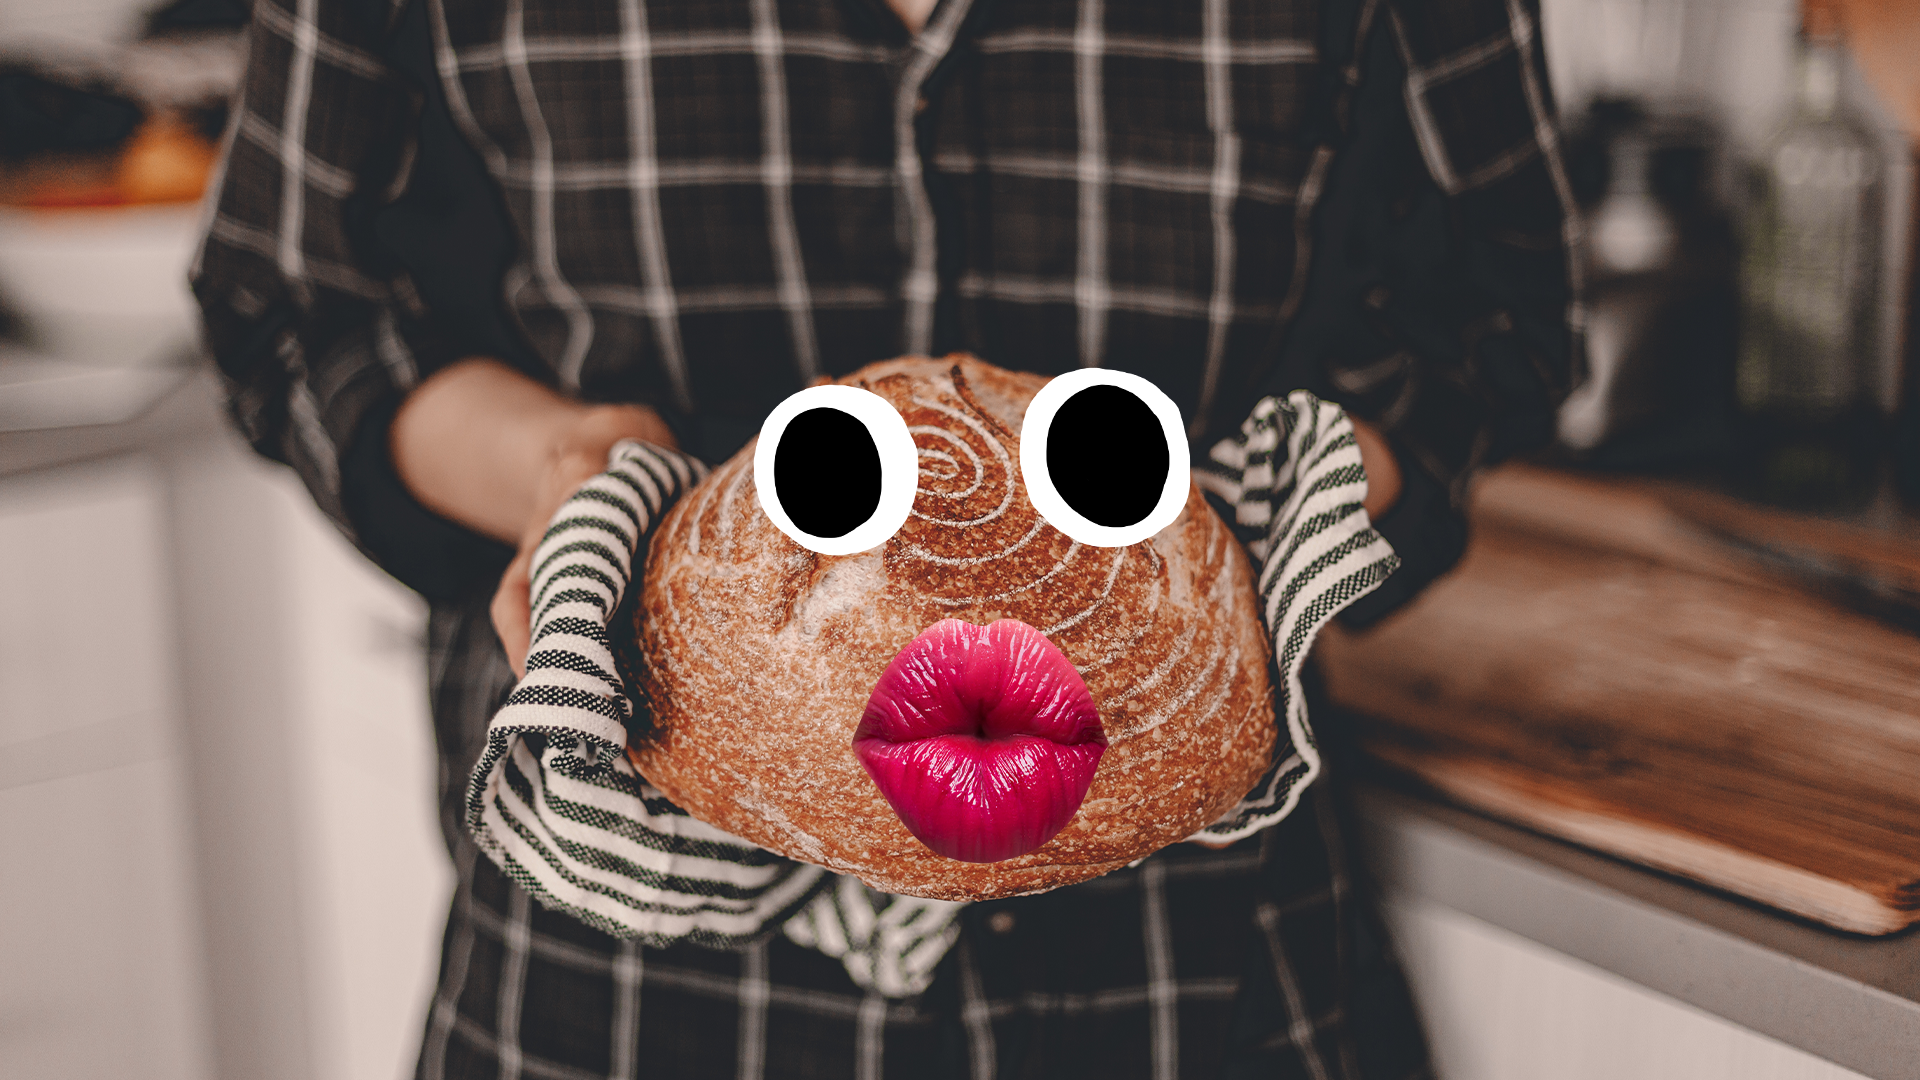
[629,356,1274,900]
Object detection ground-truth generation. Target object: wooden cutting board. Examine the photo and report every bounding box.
[1317,464,1920,935]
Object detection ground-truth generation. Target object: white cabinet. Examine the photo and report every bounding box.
[0,431,449,1080]
[1384,895,1872,1080]
[163,434,450,1080]
[270,460,452,1080]
[0,457,213,1080]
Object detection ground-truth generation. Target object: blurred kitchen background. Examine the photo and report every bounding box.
[0,6,446,1080]
[0,0,1915,1078]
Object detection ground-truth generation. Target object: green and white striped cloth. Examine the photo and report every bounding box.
[1190,391,1403,843]
[466,391,1396,998]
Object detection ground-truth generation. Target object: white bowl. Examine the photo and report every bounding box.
[0,203,205,368]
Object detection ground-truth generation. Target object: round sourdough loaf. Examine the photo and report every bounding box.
[626,355,1274,900]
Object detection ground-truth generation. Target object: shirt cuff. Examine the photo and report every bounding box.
[339,393,516,603]
[1336,448,1467,627]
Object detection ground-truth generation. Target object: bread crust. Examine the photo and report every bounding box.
[628,356,1274,900]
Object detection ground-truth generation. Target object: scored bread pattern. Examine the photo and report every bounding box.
[632,359,1276,897]
[466,391,1395,995]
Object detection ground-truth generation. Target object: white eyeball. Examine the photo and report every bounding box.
[754,385,918,556]
[1019,369,1190,548]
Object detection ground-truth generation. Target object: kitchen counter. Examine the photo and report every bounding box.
[1358,783,1920,1080]
[1319,459,1920,1076]
[0,355,205,477]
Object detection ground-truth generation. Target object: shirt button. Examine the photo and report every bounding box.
[987,911,1016,934]
[915,96,929,114]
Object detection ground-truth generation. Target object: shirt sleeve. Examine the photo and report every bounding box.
[1258,0,1580,623]
[190,0,515,601]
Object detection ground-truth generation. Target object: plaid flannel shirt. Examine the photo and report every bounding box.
[191,0,1577,1075]
[193,0,1578,602]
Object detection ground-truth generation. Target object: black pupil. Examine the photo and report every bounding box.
[773,407,883,538]
[1045,385,1169,528]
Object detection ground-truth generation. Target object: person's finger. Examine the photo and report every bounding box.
[492,548,534,678]
[496,425,647,677]
[498,463,589,679]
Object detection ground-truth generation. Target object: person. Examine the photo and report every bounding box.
[192,0,1577,1075]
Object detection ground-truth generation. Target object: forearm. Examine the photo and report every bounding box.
[391,358,677,673]
[390,358,675,545]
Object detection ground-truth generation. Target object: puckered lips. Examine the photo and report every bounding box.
[853,618,1107,863]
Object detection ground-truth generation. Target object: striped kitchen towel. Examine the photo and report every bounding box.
[1190,391,1401,843]
[466,392,1395,996]
[463,442,833,951]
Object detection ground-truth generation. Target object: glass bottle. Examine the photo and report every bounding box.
[1734,10,1885,507]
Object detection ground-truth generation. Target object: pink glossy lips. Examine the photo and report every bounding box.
[853,619,1106,863]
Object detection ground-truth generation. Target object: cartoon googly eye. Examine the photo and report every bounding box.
[754,384,919,556]
[1019,369,1190,548]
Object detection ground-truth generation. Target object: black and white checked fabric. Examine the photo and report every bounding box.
[466,392,1394,998]
[425,759,1430,1080]
[194,0,1579,568]
[190,0,1580,1072]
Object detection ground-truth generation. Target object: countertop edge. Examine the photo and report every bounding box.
[1356,784,1920,1080]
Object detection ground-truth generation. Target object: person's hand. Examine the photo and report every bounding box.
[389,357,676,677]
[489,404,677,676]
[1349,415,1403,520]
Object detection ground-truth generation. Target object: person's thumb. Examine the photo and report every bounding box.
[491,547,535,678]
